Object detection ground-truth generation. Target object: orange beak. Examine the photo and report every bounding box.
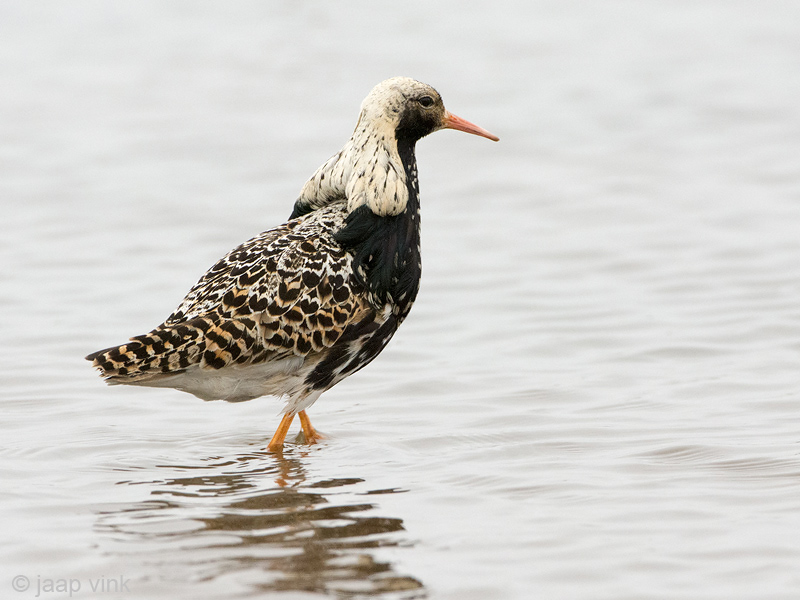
[443,111,499,142]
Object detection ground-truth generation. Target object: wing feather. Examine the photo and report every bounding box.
[88,203,375,382]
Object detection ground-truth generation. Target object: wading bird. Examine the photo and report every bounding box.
[87,77,498,451]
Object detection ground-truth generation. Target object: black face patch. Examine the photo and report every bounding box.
[395,102,440,144]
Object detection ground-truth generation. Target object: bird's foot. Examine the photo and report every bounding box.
[267,411,325,451]
[298,410,326,445]
[296,428,326,445]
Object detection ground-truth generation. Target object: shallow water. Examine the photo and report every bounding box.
[3,1,800,599]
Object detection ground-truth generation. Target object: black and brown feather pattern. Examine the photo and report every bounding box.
[87,76,497,432]
[87,201,387,408]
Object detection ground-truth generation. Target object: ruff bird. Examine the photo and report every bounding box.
[86,77,498,451]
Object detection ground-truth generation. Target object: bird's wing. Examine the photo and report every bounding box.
[88,205,378,381]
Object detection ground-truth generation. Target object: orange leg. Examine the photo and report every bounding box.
[298,410,325,445]
[267,412,295,452]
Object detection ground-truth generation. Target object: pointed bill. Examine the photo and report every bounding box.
[443,111,499,141]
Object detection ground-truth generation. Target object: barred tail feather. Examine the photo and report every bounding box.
[85,315,274,384]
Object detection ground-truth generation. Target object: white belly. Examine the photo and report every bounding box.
[127,356,307,403]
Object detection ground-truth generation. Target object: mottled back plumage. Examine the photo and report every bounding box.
[87,77,498,447]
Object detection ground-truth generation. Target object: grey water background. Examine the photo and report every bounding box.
[2,1,800,598]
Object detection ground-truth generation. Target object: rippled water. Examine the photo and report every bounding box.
[3,1,800,599]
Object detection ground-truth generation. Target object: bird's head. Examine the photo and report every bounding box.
[293,77,498,219]
[356,76,499,144]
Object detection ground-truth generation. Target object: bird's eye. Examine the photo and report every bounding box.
[418,95,435,108]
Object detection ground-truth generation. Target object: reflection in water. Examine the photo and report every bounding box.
[97,449,425,598]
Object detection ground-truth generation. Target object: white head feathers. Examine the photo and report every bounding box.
[296,77,442,217]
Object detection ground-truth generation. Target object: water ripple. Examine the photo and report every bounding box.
[96,451,425,598]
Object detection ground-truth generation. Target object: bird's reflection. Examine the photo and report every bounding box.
[97,447,425,598]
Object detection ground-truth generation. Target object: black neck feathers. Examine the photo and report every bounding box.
[334,135,421,317]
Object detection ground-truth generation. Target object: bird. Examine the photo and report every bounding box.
[86,76,498,451]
